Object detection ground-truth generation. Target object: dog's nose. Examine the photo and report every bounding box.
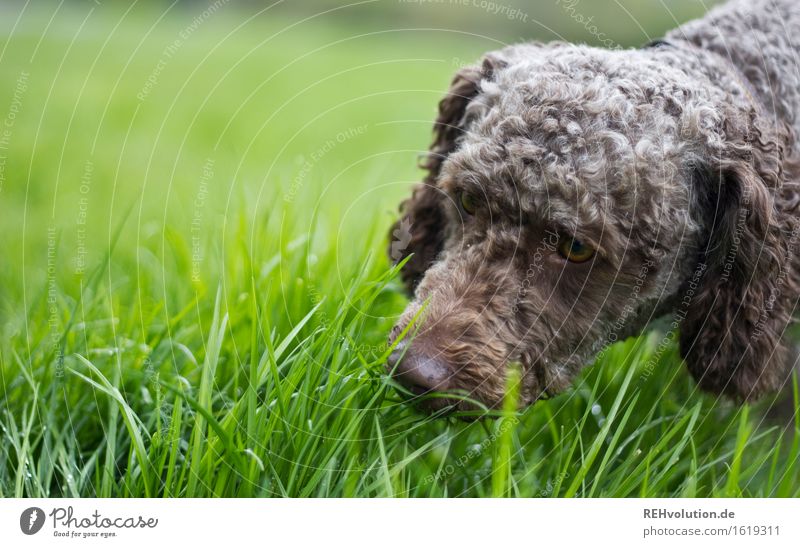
[387,341,453,395]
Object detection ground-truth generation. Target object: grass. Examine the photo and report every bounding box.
[0,2,798,498]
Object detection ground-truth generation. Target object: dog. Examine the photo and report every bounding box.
[386,0,800,413]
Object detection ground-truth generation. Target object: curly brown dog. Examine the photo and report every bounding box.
[387,0,800,412]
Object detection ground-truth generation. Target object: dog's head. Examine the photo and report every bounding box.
[387,43,797,412]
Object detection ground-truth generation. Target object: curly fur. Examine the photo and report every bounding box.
[388,0,800,411]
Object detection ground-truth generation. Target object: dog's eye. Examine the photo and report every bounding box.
[459,191,478,215]
[557,237,595,263]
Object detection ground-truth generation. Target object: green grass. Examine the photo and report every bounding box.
[0,2,798,498]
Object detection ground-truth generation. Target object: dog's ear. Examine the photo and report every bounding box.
[389,55,505,292]
[680,111,798,401]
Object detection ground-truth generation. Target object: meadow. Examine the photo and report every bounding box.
[0,1,797,498]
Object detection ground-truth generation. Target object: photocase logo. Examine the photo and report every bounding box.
[20,507,45,535]
[391,217,413,262]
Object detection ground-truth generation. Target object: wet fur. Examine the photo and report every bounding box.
[388,0,800,410]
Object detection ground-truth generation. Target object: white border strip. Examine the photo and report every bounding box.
[1,498,798,546]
